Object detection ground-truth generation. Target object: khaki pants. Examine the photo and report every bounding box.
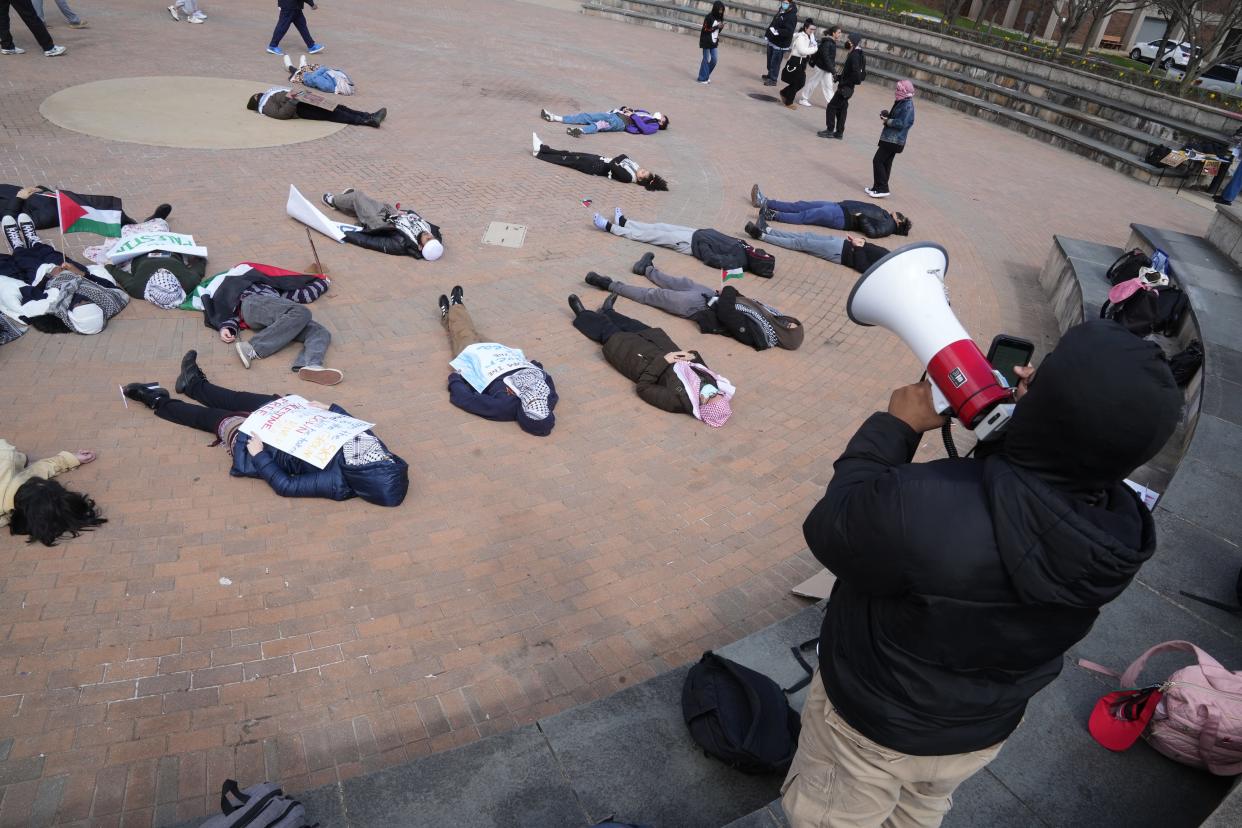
[445,304,482,357]
[781,671,1004,828]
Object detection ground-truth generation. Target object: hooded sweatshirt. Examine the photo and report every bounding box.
[802,320,1181,755]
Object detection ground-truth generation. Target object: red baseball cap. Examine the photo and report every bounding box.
[1088,687,1163,751]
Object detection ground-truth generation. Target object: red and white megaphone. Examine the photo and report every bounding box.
[847,242,1014,440]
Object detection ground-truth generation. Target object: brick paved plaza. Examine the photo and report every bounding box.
[0,0,1220,824]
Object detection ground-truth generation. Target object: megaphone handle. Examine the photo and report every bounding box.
[930,383,952,416]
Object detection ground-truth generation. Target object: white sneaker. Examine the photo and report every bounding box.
[188,14,205,23]
[864,187,891,199]
[299,54,307,68]
[797,99,813,107]
[0,47,26,55]
[532,132,542,157]
[43,45,66,56]
[167,4,179,20]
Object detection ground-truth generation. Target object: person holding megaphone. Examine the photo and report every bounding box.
[782,318,1181,827]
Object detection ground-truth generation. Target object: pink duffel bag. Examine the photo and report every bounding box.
[1080,640,1242,775]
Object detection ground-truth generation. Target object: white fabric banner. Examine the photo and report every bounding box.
[239,395,375,469]
[450,343,536,392]
[105,232,207,264]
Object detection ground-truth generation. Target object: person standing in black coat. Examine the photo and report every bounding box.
[819,34,866,139]
[762,0,798,87]
[781,320,1182,827]
[696,0,725,84]
[267,0,322,56]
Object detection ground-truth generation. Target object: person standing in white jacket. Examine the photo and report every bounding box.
[779,20,818,108]
[799,24,841,107]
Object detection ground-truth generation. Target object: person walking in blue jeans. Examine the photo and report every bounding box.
[697,1,724,84]
[267,0,322,57]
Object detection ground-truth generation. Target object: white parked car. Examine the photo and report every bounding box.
[1165,64,1242,99]
[1130,39,1198,69]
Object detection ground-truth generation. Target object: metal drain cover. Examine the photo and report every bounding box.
[482,222,527,248]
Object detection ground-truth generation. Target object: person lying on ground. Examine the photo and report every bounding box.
[321,188,442,260]
[1,214,129,335]
[540,106,669,137]
[567,293,735,426]
[592,207,775,277]
[744,215,889,273]
[283,53,354,94]
[581,252,803,351]
[1,438,101,546]
[122,352,408,506]
[437,285,557,437]
[247,87,386,128]
[532,134,668,192]
[750,183,911,237]
[0,184,170,231]
[201,264,342,385]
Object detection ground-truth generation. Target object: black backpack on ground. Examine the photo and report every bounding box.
[1169,339,1204,386]
[682,652,801,774]
[1102,285,1188,337]
[200,780,316,828]
[1106,248,1151,285]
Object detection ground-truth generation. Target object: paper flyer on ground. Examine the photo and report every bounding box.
[239,395,374,469]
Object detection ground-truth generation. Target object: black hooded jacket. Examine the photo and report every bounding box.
[839,200,900,238]
[804,321,1181,755]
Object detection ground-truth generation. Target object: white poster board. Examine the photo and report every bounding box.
[449,342,537,392]
[239,395,374,469]
[106,232,206,264]
[286,185,359,243]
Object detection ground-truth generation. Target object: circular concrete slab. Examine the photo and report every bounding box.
[40,76,346,149]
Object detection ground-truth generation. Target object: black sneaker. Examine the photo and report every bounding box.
[601,292,618,313]
[744,221,762,240]
[585,271,612,291]
[16,213,39,246]
[631,252,654,276]
[450,285,464,305]
[760,206,776,223]
[568,294,586,316]
[438,295,450,318]
[540,108,554,122]
[175,350,206,395]
[567,127,583,137]
[123,382,169,410]
[816,130,833,138]
[1,216,22,251]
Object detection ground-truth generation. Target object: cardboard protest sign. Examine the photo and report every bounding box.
[105,232,206,265]
[287,89,340,112]
[239,395,374,469]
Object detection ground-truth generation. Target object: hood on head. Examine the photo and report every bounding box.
[999,320,1181,495]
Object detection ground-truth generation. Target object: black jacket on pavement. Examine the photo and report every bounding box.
[765,4,798,48]
[804,412,1157,755]
[839,200,899,238]
[602,327,703,414]
[840,239,889,273]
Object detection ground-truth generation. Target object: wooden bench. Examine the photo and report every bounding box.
[1099,35,1123,50]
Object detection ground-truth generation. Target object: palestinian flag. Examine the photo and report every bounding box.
[57,190,123,237]
[721,267,744,283]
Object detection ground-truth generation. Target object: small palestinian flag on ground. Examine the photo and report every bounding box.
[721,267,743,284]
[57,190,123,237]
